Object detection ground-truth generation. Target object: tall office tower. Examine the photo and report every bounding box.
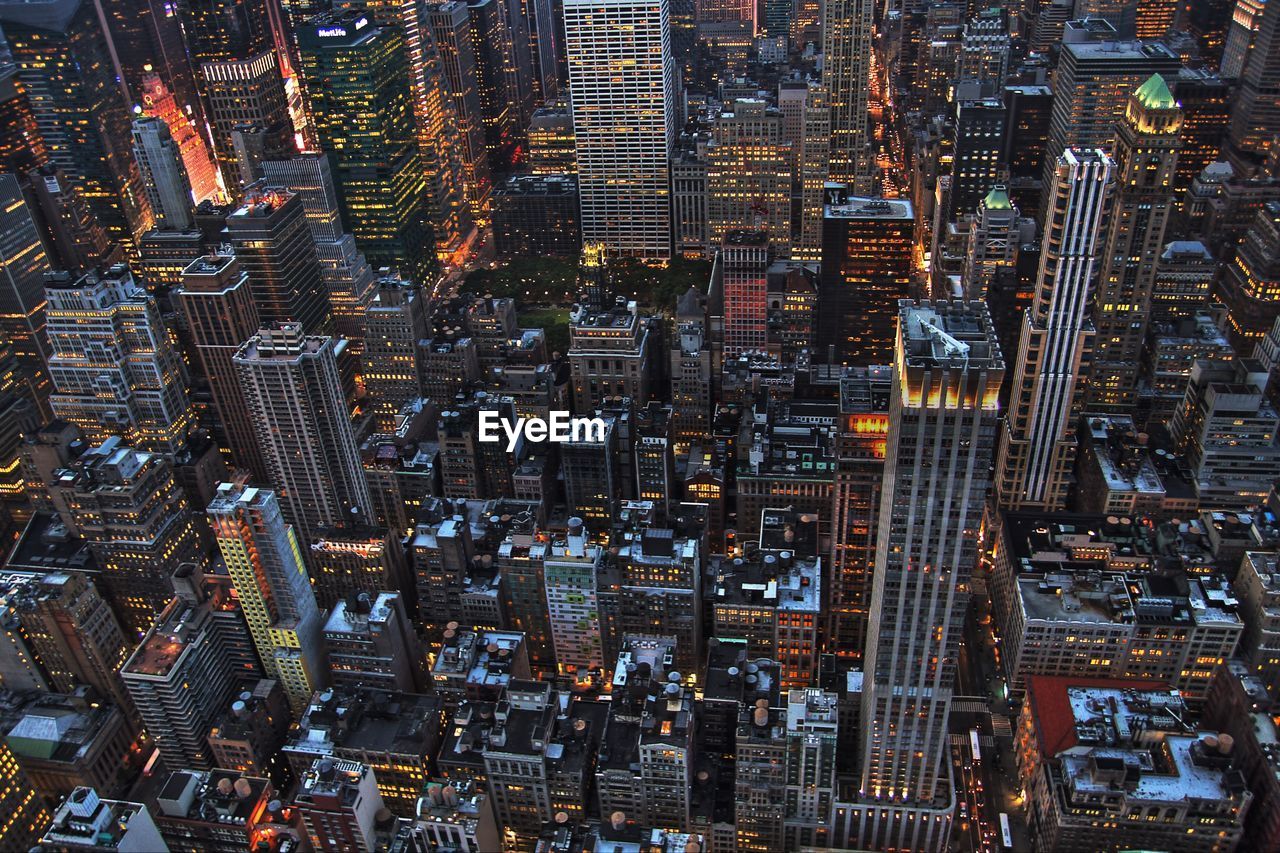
[308,525,409,611]
[707,99,792,255]
[996,150,1114,511]
[0,174,52,416]
[172,254,267,480]
[466,0,527,171]
[955,8,1010,94]
[694,0,755,63]
[45,267,195,455]
[1088,77,1181,411]
[829,365,890,660]
[542,519,604,677]
[208,483,328,713]
[561,419,620,531]
[354,3,473,265]
[323,591,423,692]
[1001,84,1053,208]
[952,99,1008,217]
[425,2,493,215]
[719,231,772,357]
[797,84,831,262]
[131,117,195,232]
[823,0,873,189]
[56,439,210,636]
[1222,202,1280,351]
[0,346,40,523]
[564,0,676,259]
[225,187,332,335]
[121,577,260,770]
[961,187,1021,299]
[0,0,153,250]
[200,51,295,189]
[260,157,376,346]
[671,139,709,258]
[1227,0,1280,172]
[735,673,787,852]
[137,72,222,205]
[364,277,429,431]
[14,572,136,720]
[525,0,559,102]
[850,301,1003,851]
[670,288,712,455]
[1041,33,1179,222]
[0,67,49,176]
[179,0,279,67]
[235,324,371,547]
[1171,69,1229,193]
[817,191,915,366]
[26,165,120,273]
[1222,0,1266,78]
[298,13,437,284]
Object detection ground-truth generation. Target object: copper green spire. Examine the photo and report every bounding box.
[983,186,1013,210]
[1134,73,1176,110]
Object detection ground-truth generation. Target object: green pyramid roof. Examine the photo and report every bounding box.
[1134,73,1176,110]
[983,187,1013,210]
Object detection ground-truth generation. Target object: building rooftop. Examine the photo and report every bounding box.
[286,686,441,761]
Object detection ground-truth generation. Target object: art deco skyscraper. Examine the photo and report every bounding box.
[44,266,195,455]
[131,116,196,231]
[997,149,1114,511]
[854,300,1003,852]
[234,323,372,548]
[822,0,872,190]
[1087,76,1181,412]
[564,0,677,258]
[172,253,267,480]
[1227,0,1280,172]
[208,483,328,713]
[0,0,153,249]
[298,12,436,284]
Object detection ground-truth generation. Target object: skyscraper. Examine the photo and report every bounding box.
[357,0,474,264]
[56,438,210,636]
[298,12,436,284]
[1087,76,1181,411]
[720,231,772,357]
[131,117,196,231]
[0,174,52,417]
[822,0,872,189]
[707,100,792,255]
[0,0,153,249]
[234,323,372,548]
[44,266,195,455]
[363,276,429,432]
[1226,0,1280,172]
[854,300,1003,851]
[225,186,333,335]
[961,186,1021,300]
[171,253,267,480]
[199,51,296,188]
[260,156,376,346]
[424,1,493,215]
[208,483,328,714]
[564,0,677,258]
[542,519,604,677]
[120,577,260,769]
[997,149,1114,511]
[137,72,223,206]
[817,191,914,365]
